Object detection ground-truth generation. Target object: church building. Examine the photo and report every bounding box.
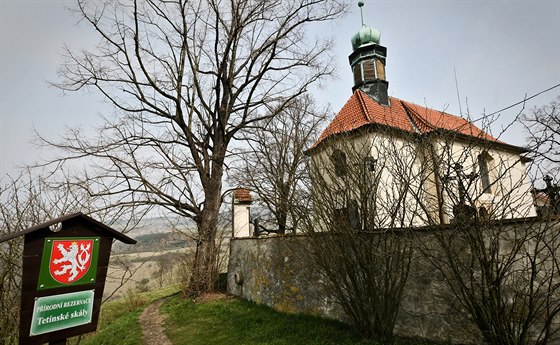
[307,1,537,228]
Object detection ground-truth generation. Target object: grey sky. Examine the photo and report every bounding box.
[1,0,559,178]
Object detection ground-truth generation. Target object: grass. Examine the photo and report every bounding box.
[160,294,438,345]
[76,284,444,345]
[77,309,144,345]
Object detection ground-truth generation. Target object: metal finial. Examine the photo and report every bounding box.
[358,1,365,26]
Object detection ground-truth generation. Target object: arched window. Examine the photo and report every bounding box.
[331,149,348,177]
[478,152,493,194]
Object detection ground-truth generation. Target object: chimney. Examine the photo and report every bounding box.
[231,188,253,238]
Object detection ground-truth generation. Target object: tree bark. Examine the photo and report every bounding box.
[188,149,224,294]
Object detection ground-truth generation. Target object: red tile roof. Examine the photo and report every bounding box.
[311,90,506,150]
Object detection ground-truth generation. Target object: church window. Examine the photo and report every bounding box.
[331,149,348,177]
[364,157,377,172]
[478,152,493,194]
[334,199,361,231]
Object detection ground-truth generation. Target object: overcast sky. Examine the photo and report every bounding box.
[1,0,559,178]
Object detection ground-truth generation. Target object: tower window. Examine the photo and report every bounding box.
[375,59,385,80]
[352,58,386,86]
[353,65,362,84]
[363,60,376,80]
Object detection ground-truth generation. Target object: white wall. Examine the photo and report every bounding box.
[310,130,536,229]
[432,138,537,220]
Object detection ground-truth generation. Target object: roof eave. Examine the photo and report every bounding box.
[427,129,529,154]
[0,212,136,244]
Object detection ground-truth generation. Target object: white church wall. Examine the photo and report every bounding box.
[310,130,536,230]
[310,131,439,229]
[367,132,434,227]
[432,138,537,221]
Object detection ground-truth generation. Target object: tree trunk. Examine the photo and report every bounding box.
[188,220,218,295]
[277,182,289,234]
[188,196,220,295]
[187,156,224,296]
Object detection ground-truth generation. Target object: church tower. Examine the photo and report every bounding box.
[349,1,389,105]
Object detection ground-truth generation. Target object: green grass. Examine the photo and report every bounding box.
[76,284,443,345]
[160,295,437,345]
[77,309,144,345]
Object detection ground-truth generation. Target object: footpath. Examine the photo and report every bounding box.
[139,299,173,345]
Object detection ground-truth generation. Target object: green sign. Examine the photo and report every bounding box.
[37,237,100,290]
[30,290,94,336]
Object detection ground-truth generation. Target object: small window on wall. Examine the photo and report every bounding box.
[364,157,377,172]
[478,152,493,194]
[331,149,348,177]
[333,199,361,231]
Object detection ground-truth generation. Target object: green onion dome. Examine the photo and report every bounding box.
[351,25,381,50]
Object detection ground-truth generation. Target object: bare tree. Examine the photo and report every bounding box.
[230,95,328,233]
[0,164,151,343]
[521,97,560,216]
[424,217,560,345]
[42,0,346,294]
[302,132,418,341]
[522,96,560,178]
[413,99,560,345]
[419,119,560,344]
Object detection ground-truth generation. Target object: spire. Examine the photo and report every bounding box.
[348,1,389,105]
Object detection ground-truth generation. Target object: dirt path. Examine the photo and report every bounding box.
[139,299,173,345]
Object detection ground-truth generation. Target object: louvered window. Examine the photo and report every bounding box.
[376,59,385,80]
[353,65,362,84]
[353,58,386,85]
[363,60,376,80]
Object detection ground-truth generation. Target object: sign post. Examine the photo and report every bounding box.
[0,212,136,345]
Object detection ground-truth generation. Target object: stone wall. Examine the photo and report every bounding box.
[227,235,477,344]
[227,221,560,344]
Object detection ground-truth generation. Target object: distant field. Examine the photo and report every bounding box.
[104,233,230,300]
[103,249,187,299]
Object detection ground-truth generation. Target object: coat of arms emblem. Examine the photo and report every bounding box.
[49,239,93,284]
